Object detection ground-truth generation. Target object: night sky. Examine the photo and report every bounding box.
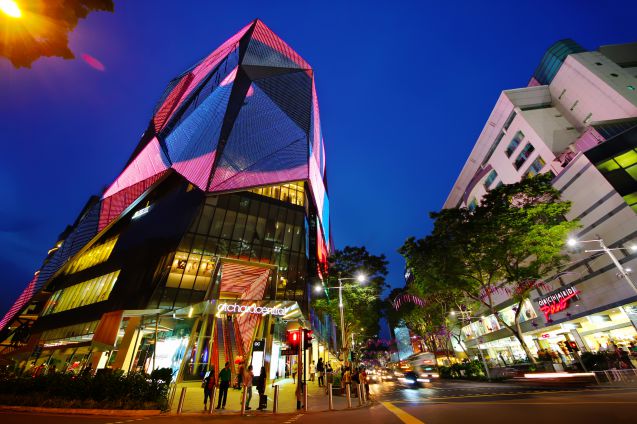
[1,0,636,317]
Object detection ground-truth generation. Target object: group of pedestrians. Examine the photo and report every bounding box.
[202,362,267,411]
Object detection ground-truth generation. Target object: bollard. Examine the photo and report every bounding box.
[345,384,352,408]
[327,383,333,410]
[304,382,308,411]
[272,384,280,413]
[240,385,247,415]
[176,387,187,414]
[357,383,363,406]
[362,383,367,404]
[208,386,216,413]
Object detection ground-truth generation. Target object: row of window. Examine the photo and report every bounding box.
[249,181,305,207]
[42,271,120,315]
[65,237,118,275]
[41,320,99,346]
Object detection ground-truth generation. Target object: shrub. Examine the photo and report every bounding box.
[0,367,173,410]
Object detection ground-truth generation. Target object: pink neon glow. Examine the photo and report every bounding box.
[172,151,216,191]
[154,74,193,132]
[103,137,169,198]
[250,20,311,69]
[98,172,166,231]
[220,66,238,86]
[81,53,105,71]
[209,163,308,192]
[0,274,38,331]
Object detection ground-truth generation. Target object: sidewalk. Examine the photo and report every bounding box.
[172,377,371,415]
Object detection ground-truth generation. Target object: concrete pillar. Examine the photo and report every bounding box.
[112,317,142,371]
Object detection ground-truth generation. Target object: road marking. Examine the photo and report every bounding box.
[381,401,425,424]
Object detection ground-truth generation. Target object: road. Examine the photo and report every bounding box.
[1,380,636,423]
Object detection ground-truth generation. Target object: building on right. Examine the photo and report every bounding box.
[444,39,637,367]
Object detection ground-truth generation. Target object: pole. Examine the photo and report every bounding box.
[327,382,333,410]
[208,386,216,413]
[599,240,637,294]
[152,313,159,372]
[357,383,363,406]
[477,341,491,381]
[273,384,280,413]
[345,383,352,408]
[339,279,347,363]
[176,387,187,414]
[240,385,247,415]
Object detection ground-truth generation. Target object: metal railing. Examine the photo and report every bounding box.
[594,369,637,385]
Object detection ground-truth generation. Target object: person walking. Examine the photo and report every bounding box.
[244,365,254,410]
[316,358,324,387]
[236,362,245,390]
[257,366,267,410]
[292,361,298,380]
[216,362,231,410]
[309,360,316,382]
[203,367,216,410]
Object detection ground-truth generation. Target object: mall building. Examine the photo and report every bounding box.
[444,39,637,366]
[0,19,338,382]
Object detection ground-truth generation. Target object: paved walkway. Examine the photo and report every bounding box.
[172,377,370,414]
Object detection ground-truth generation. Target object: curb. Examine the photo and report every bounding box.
[169,400,376,416]
[0,405,162,416]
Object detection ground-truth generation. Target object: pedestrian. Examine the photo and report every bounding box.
[309,360,316,382]
[292,361,298,380]
[317,358,325,387]
[236,362,245,390]
[244,365,254,410]
[285,363,289,378]
[216,362,231,410]
[360,368,369,397]
[203,367,216,410]
[257,366,267,410]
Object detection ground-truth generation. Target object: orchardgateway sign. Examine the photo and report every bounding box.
[537,286,580,321]
[217,303,288,316]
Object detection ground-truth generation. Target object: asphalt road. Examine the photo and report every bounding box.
[1,380,636,424]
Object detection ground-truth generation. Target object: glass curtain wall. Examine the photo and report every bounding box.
[150,192,308,310]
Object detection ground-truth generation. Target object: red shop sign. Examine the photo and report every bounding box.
[537,287,580,321]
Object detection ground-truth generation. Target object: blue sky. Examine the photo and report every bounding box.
[1,0,636,316]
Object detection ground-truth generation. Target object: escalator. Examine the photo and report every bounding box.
[216,318,225,373]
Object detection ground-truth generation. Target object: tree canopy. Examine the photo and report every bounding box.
[312,246,388,351]
[400,173,579,362]
[0,0,114,68]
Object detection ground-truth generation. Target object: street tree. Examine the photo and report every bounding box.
[312,246,388,353]
[0,0,114,68]
[400,173,579,363]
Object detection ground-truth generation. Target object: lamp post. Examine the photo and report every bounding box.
[567,237,637,294]
[314,274,366,364]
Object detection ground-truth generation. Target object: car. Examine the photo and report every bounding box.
[398,370,431,388]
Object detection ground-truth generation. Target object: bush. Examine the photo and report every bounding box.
[0,367,173,410]
[439,360,486,380]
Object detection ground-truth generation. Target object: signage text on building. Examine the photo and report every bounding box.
[217,303,287,316]
[537,287,580,321]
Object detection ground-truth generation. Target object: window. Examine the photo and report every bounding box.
[468,198,478,211]
[558,89,566,100]
[583,113,593,124]
[505,131,524,157]
[514,143,535,170]
[524,156,546,177]
[484,170,498,190]
[65,237,118,274]
[595,62,603,66]
[250,181,305,207]
[570,100,579,111]
[610,73,619,77]
[42,271,120,315]
[503,111,517,130]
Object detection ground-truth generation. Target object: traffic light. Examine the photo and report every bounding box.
[303,329,313,347]
[568,341,579,352]
[287,330,300,349]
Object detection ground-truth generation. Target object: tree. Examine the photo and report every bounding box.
[400,174,579,364]
[0,0,114,68]
[312,246,388,355]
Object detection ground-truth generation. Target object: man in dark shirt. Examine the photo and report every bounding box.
[216,362,232,409]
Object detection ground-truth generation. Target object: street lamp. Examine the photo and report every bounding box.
[314,273,367,362]
[0,0,22,18]
[566,237,637,294]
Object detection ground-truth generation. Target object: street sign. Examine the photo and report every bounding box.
[281,348,299,356]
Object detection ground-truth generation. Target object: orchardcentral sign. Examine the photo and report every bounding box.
[217,303,288,316]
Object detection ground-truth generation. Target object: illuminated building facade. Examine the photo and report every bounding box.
[0,19,334,382]
[445,40,637,366]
